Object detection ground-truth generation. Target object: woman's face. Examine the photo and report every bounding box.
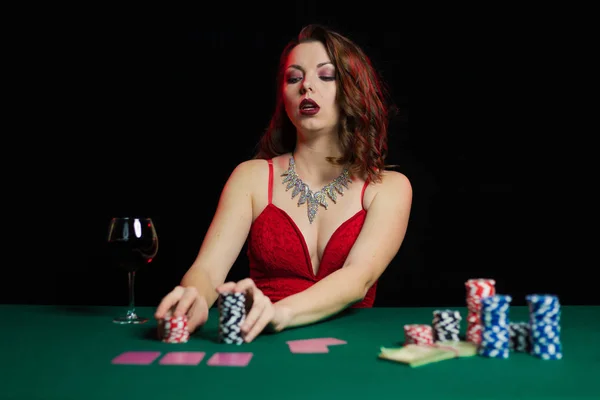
[283,41,340,134]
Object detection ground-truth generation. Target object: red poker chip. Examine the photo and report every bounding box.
[466,323,483,344]
[465,279,496,297]
[404,324,434,345]
[467,313,481,324]
[159,315,190,343]
[465,278,496,346]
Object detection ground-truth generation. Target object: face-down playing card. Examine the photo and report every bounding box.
[111,351,162,365]
[206,352,253,366]
[286,338,347,353]
[158,352,206,365]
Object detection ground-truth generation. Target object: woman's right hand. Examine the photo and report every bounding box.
[154,286,209,333]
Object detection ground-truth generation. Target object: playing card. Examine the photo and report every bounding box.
[206,352,253,367]
[286,337,347,353]
[111,351,161,365]
[287,342,330,353]
[158,352,206,365]
[286,338,347,346]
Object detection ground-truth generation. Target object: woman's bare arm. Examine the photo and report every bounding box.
[155,159,261,318]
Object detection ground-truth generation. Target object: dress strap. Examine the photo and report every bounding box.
[361,178,369,210]
[267,159,273,204]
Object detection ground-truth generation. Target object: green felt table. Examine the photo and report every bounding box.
[2,304,599,400]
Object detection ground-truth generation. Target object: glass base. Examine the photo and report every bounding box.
[113,311,148,324]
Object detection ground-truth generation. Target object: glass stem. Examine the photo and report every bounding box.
[127,271,136,317]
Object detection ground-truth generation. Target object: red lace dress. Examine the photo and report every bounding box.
[246,159,377,307]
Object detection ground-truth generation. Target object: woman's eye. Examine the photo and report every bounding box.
[320,76,335,81]
[286,77,302,84]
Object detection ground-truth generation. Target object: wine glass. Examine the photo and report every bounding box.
[107,217,158,324]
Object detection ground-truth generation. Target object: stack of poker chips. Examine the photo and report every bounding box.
[526,294,563,360]
[403,324,434,345]
[478,294,512,359]
[158,313,190,344]
[218,292,247,345]
[465,278,496,345]
[432,310,461,342]
[508,322,532,352]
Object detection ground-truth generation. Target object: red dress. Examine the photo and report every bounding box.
[246,159,377,308]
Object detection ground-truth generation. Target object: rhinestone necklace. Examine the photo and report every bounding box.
[281,156,352,224]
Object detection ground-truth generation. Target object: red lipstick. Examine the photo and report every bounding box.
[299,98,320,116]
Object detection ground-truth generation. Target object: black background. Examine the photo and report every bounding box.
[4,4,591,310]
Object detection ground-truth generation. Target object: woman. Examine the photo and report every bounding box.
[155,24,412,343]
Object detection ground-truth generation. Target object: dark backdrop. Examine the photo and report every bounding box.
[5,6,590,309]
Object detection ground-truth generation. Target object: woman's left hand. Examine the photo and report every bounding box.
[216,278,287,343]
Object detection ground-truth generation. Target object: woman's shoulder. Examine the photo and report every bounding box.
[227,154,291,189]
[232,154,291,176]
[379,170,411,189]
[363,169,412,210]
[228,159,268,186]
[377,170,411,198]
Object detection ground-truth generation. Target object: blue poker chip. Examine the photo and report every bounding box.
[478,346,509,359]
[531,343,563,360]
[478,294,512,358]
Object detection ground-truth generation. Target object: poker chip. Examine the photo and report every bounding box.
[395,279,563,364]
[391,280,564,365]
[464,279,496,345]
[404,324,434,345]
[478,294,512,359]
[508,322,532,352]
[526,294,563,360]
[432,309,461,342]
[159,315,190,344]
[218,292,247,345]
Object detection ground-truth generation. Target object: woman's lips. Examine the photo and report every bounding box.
[299,98,320,115]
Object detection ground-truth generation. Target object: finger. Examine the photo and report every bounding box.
[216,281,237,293]
[234,278,256,293]
[241,293,266,334]
[187,296,208,333]
[174,287,198,318]
[155,286,184,319]
[244,306,274,343]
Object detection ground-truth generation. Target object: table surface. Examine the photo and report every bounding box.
[2,304,599,400]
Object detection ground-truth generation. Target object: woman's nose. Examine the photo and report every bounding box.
[300,80,313,94]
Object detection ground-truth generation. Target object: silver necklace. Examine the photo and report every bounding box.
[281,156,352,224]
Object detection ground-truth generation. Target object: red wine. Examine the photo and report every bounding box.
[107,239,158,272]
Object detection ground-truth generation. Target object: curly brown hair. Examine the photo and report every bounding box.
[253,24,396,183]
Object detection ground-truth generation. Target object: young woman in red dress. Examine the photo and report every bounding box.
[155,24,412,343]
